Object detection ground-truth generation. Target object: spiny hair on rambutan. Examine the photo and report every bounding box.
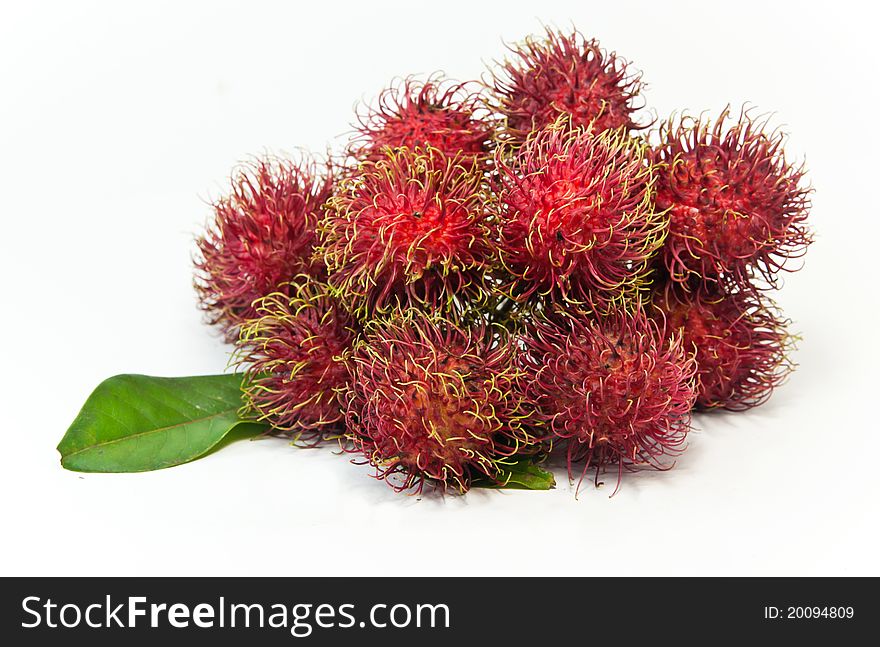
[194,154,333,339]
[234,279,357,443]
[490,27,645,146]
[494,117,666,315]
[319,145,497,321]
[652,106,812,290]
[650,278,795,411]
[343,310,537,494]
[518,307,697,494]
[350,74,495,168]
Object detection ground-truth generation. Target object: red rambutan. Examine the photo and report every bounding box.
[343,311,535,493]
[651,279,795,411]
[350,75,495,167]
[652,107,812,288]
[495,118,665,313]
[235,280,357,440]
[518,308,697,492]
[194,155,333,339]
[319,146,496,319]
[490,28,645,145]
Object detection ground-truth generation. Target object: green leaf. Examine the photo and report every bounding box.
[473,458,556,490]
[57,373,265,473]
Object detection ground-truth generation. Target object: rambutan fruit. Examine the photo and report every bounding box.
[518,308,697,492]
[235,280,357,441]
[652,107,812,289]
[494,118,665,314]
[490,28,645,145]
[650,279,795,411]
[194,155,333,339]
[350,75,495,167]
[343,311,535,493]
[319,146,496,320]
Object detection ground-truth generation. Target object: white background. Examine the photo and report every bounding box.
[2,0,878,576]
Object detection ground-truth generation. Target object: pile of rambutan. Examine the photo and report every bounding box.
[194,26,812,495]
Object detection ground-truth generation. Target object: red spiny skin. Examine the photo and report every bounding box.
[518,309,697,492]
[651,279,794,411]
[491,28,644,144]
[652,108,812,289]
[351,76,495,168]
[236,282,356,440]
[495,120,665,313]
[194,157,333,339]
[319,147,496,319]
[344,313,535,494]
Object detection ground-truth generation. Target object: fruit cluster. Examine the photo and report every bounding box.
[194,27,812,494]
